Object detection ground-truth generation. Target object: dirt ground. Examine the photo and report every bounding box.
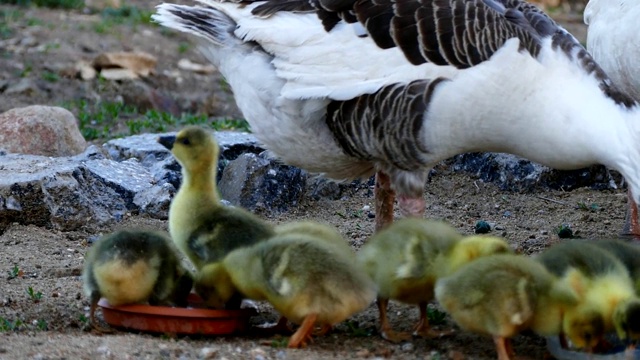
[0,1,622,359]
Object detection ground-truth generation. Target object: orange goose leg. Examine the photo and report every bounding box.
[623,190,640,240]
[375,171,396,232]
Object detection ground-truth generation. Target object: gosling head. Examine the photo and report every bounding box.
[194,262,235,309]
[158,126,219,173]
[563,307,605,351]
[447,235,512,272]
[613,298,640,344]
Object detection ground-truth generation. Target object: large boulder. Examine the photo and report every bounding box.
[0,106,87,157]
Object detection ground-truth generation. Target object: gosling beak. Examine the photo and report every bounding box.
[158,135,176,150]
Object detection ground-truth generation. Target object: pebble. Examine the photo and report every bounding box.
[249,348,267,360]
[199,347,218,359]
[401,343,414,352]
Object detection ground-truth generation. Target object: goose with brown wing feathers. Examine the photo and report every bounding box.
[153,0,640,236]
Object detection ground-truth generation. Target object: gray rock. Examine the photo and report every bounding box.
[104,131,263,164]
[104,130,266,192]
[447,153,620,192]
[0,106,87,157]
[0,146,161,233]
[219,153,307,212]
[4,78,38,95]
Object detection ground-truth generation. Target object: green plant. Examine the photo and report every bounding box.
[0,8,24,39]
[555,224,573,239]
[27,287,43,302]
[269,336,289,348]
[0,317,23,332]
[177,42,190,54]
[41,70,59,82]
[426,307,447,326]
[1,0,84,8]
[344,320,373,337]
[36,319,47,331]
[576,202,599,212]
[79,314,88,323]
[7,265,21,279]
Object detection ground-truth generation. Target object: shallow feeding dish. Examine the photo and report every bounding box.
[98,294,256,335]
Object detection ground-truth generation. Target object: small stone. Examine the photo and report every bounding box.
[199,347,218,359]
[367,212,375,219]
[4,78,38,95]
[249,348,267,360]
[400,343,414,352]
[474,220,491,234]
[275,350,287,360]
[502,211,512,218]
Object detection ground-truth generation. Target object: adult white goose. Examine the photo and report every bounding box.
[584,0,640,237]
[153,0,640,235]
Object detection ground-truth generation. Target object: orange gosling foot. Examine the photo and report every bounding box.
[493,336,513,360]
[313,324,332,337]
[377,297,411,343]
[288,314,317,348]
[90,300,114,333]
[413,302,454,338]
[375,171,396,232]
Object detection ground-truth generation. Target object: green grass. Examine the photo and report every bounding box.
[0,0,84,9]
[41,70,59,82]
[0,317,23,332]
[576,202,599,212]
[93,5,155,34]
[27,286,43,302]
[7,265,21,279]
[344,320,373,337]
[426,307,447,326]
[0,8,24,39]
[64,100,250,141]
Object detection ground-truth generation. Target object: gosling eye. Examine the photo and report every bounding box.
[180,138,191,145]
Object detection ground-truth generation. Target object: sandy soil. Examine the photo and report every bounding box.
[0,1,620,359]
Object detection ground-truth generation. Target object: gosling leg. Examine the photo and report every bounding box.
[413,302,454,338]
[288,313,317,348]
[377,297,411,343]
[493,336,513,360]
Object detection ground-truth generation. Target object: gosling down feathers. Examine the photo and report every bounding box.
[82,229,193,332]
[536,241,640,350]
[158,126,274,270]
[358,218,512,342]
[195,229,376,348]
[435,254,579,360]
[584,0,640,238]
[153,0,640,235]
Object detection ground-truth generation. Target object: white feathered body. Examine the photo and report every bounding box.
[585,0,640,101]
[154,0,640,201]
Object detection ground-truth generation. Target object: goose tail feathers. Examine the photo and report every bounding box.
[153,4,238,48]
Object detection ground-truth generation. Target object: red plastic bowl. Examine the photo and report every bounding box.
[98,294,256,335]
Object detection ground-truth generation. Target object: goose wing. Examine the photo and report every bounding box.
[253,0,635,106]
